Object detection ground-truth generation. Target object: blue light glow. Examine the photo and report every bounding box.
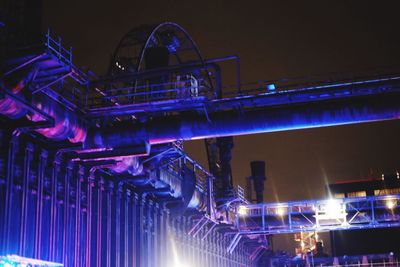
[267,84,276,91]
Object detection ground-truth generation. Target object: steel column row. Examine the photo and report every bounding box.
[0,134,256,267]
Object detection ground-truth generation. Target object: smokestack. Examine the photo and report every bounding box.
[250,161,266,203]
[246,176,253,202]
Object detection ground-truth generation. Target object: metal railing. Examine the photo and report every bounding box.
[45,29,73,65]
[221,67,400,98]
[86,59,225,112]
[143,144,213,195]
[270,253,399,267]
[41,30,89,110]
[235,194,400,235]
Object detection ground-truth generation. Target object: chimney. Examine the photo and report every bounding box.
[250,161,266,203]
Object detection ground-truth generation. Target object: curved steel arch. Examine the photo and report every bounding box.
[109,22,205,74]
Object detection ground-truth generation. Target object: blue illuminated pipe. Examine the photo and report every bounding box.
[85,92,400,147]
[118,169,206,210]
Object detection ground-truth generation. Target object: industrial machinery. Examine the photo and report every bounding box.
[2,2,400,266]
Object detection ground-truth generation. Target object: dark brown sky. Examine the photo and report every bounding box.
[43,0,400,201]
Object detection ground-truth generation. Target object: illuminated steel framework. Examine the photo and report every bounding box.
[235,195,400,235]
[0,24,255,267]
[2,20,400,267]
[230,195,400,252]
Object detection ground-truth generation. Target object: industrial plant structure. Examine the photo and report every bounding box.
[1,1,399,266]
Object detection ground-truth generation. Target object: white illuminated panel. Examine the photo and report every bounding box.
[0,255,63,267]
[315,198,347,227]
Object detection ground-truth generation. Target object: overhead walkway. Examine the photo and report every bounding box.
[227,194,400,253]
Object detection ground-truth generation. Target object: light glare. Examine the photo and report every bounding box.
[238,205,248,216]
[276,207,285,216]
[325,199,344,218]
[386,199,396,210]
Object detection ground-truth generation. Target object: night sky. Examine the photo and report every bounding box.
[43,1,400,252]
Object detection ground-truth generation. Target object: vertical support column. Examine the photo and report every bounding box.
[220,235,224,267]
[74,166,84,267]
[96,177,104,267]
[156,204,163,267]
[205,224,209,267]
[146,199,154,267]
[160,205,168,267]
[63,161,73,267]
[193,220,197,266]
[34,149,48,259]
[132,193,138,267]
[3,133,18,254]
[49,153,61,261]
[223,236,228,267]
[106,181,113,267]
[124,188,130,267]
[288,204,292,231]
[183,216,186,263]
[188,218,193,267]
[261,205,265,231]
[85,171,94,267]
[152,203,157,267]
[197,222,201,267]
[139,195,146,267]
[115,183,122,267]
[19,143,33,256]
[371,198,376,224]
[210,228,215,267]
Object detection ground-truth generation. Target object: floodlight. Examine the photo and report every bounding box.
[324,198,345,219]
[237,205,248,217]
[386,199,397,210]
[276,207,285,217]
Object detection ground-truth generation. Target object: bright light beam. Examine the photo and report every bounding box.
[386,199,397,210]
[237,205,248,217]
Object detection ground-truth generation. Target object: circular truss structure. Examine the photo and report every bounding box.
[109,22,205,74]
[104,22,216,108]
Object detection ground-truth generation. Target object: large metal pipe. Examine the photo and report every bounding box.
[1,78,86,143]
[30,93,86,143]
[0,85,27,119]
[85,92,400,148]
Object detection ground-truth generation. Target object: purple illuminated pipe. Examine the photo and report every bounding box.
[0,79,86,143]
[85,92,400,147]
[109,156,143,175]
[0,83,27,118]
[29,93,86,143]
